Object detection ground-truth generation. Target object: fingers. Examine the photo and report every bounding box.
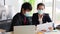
[41,30,47,32]
[48,27,53,31]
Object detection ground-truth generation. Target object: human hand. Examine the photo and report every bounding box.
[41,29,47,32]
[48,27,53,31]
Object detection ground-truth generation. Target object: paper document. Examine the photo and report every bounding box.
[37,23,53,32]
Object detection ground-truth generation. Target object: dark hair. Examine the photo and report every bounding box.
[21,2,32,12]
[37,3,45,8]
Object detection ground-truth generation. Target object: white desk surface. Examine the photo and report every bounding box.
[6,30,60,34]
[45,30,60,34]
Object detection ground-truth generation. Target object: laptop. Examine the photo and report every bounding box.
[14,25,36,34]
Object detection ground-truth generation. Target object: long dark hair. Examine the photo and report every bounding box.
[20,2,32,13]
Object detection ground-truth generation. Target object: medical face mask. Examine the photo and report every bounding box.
[24,12,31,17]
[38,10,44,14]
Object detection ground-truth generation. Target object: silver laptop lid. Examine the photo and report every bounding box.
[14,25,35,34]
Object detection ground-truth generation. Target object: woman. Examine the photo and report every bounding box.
[32,3,53,32]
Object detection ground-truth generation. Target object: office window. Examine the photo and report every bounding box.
[55,0,60,25]
[0,0,4,5]
[43,0,53,19]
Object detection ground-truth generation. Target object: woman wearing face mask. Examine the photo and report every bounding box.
[9,2,32,31]
[32,3,53,32]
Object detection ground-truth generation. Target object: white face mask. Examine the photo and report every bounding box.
[24,12,31,17]
[38,10,44,14]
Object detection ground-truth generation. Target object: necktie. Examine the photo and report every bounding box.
[24,17,27,24]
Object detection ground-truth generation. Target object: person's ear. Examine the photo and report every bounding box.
[22,8,26,12]
[37,7,39,10]
[22,8,24,11]
[37,8,38,10]
[21,8,26,14]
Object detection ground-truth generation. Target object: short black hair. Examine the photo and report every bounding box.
[37,3,45,8]
[21,2,32,11]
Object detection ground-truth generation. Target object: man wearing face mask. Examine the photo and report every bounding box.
[32,3,53,32]
[10,2,32,31]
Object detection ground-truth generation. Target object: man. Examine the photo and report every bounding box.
[10,2,32,31]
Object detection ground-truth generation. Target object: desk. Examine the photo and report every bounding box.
[5,30,60,34]
[37,30,60,34]
[37,32,60,34]
[5,31,60,34]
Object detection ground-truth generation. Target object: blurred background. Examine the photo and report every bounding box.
[0,0,60,32]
